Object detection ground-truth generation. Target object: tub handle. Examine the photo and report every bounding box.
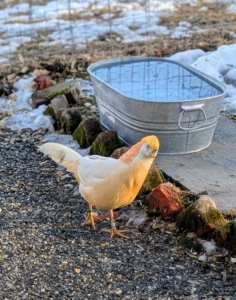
[178,103,207,131]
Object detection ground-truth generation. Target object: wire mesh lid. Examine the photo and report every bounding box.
[89,57,226,103]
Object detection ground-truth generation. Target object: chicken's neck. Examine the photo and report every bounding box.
[131,153,154,174]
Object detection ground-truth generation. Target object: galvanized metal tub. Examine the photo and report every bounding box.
[87,57,227,154]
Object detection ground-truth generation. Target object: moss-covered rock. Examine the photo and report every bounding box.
[51,95,68,119]
[90,130,123,157]
[176,196,227,237]
[44,95,68,121]
[73,118,102,148]
[44,105,55,119]
[212,220,236,255]
[44,104,61,130]
[138,164,164,197]
[60,107,82,133]
[229,115,236,121]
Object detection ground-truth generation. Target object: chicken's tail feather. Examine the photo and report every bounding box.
[38,142,81,173]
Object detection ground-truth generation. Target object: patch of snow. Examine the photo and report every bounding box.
[227,4,236,13]
[171,21,193,38]
[169,49,205,65]
[0,77,53,131]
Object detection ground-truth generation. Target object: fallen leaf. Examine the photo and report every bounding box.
[185,250,198,259]
[74,268,81,274]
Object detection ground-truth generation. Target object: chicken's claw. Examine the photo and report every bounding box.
[110,227,129,238]
[82,212,102,229]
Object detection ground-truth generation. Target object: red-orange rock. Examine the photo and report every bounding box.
[33,75,52,91]
[146,182,183,219]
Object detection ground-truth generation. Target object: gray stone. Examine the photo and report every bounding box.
[32,79,81,103]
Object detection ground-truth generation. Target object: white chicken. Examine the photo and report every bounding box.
[39,135,159,238]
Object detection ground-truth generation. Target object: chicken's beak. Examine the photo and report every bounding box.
[151,150,158,157]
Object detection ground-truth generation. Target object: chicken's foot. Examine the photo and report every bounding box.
[109,209,129,238]
[82,204,101,229]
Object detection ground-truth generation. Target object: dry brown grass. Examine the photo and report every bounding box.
[159,1,235,27]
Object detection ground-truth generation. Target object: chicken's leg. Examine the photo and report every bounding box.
[82,204,101,229]
[110,209,128,238]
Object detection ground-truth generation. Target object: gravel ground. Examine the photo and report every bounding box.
[0,129,236,300]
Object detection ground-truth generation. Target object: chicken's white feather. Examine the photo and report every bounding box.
[78,156,123,183]
[38,142,81,172]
